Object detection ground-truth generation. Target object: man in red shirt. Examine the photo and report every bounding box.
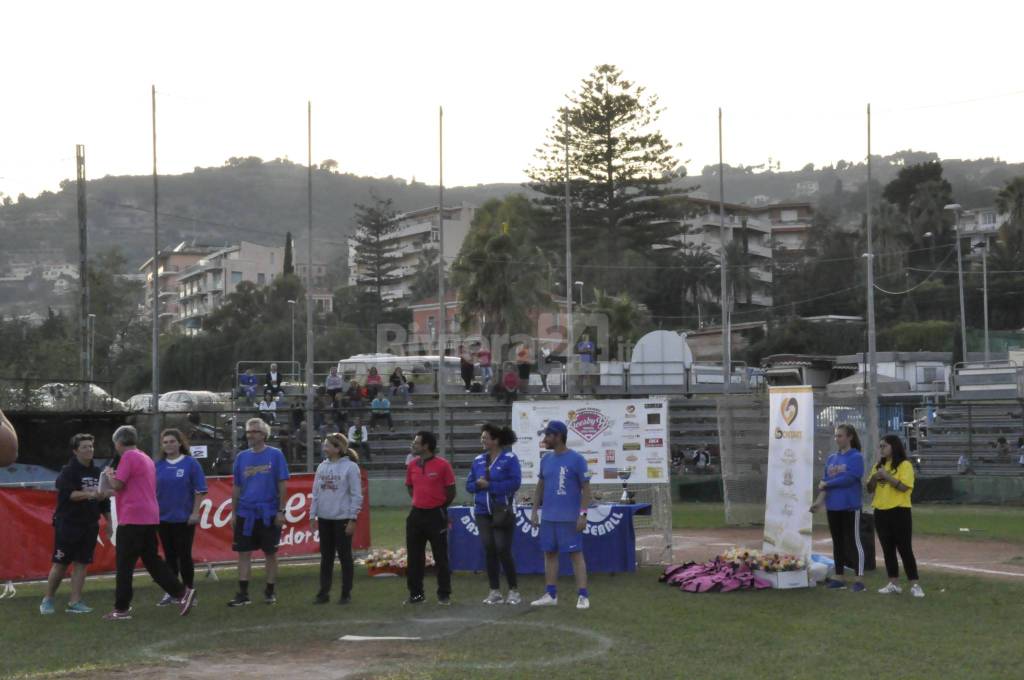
[404,430,456,605]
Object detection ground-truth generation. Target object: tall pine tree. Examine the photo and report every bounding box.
[351,196,403,308]
[527,64,690,300]
[283,231,294,275]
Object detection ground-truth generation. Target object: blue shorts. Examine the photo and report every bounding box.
[539,520,583,554]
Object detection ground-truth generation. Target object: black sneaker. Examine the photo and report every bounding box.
[313,593,329,605]
[404,593,425,605]
[264,591,277,605]
[227,593,251,607]
[338,594,351,605]
[437,596,452,606]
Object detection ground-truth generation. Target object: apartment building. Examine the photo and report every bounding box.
[139,242,223,327]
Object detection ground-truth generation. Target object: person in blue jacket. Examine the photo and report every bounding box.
[811,423,866,591]
[465,423,522,605]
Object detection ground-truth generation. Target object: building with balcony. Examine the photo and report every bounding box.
[347,203,476,302]
[173,241,285,334]
[139,242,223,327]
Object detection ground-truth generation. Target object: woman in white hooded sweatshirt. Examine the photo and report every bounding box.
[310,433,363,604]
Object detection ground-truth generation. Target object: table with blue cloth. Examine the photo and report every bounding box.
[448,504,651,576]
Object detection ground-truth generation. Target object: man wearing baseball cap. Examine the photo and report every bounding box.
[529,420,592,609]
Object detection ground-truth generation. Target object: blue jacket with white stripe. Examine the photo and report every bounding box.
[465,448,522,516]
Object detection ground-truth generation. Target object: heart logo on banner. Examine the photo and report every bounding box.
[781,398,799,426]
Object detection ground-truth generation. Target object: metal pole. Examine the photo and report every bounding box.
[718,108,730,393]
[954,211,968,363]
[88,314,96,382]
[437,106,447,454]
[865,103,880,472]
[289,300,296,367]
[564,111,574,395]
[305,101,315,472]
[76,145,89,388]
[982,237,989,364]
[150,85,161,456]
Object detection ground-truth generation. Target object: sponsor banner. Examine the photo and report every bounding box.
[512,399,669,485]
[763,386,814,560]
[0,472,371,582]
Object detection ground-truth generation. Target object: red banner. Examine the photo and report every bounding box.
[0,472,370,582]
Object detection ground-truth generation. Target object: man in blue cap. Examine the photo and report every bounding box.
[529,420,591,609]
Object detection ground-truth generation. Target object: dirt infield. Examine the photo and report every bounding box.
[637,528,1024,580]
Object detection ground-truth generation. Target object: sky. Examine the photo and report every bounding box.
[2,0,1023,200]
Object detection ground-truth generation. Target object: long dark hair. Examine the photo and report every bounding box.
[160,428,190,457]
[879,433,908,471]
[481,423,517,447]
[836,423,862,451]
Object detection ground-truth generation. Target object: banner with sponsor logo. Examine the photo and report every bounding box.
[763,386,814,560]
[510,399,669,485]
[0,472,369,582]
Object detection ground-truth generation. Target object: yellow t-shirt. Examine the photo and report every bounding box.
[870,459,914,510]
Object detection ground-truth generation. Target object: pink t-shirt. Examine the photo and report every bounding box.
[114,448,160,525]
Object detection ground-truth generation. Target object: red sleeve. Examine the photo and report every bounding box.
[443,460,456,486]
[405,462,413,487]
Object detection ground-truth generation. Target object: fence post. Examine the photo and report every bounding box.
[967,403,973,460]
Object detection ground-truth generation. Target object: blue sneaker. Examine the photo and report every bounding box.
[39,597,55,615]
[850,582,866,593]
[825,579,846,590]
[66,601,93,614]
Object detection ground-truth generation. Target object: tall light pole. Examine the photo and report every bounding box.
[564,111,574,396]
[574,280,584,307]
[150,84,161,456]
[287,299,296,368]
[87,314,96,382]
[718,108,730,393]
[864,103,880,474]
[978,237,990,364]
[305,101,315,472]
[945,203,968,363]
[437,106,447,455]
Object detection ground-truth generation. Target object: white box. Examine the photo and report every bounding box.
[754,569,809,589]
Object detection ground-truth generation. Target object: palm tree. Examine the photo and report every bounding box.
[676,245,717,327]
[724,240,754,308]
[995,176,1024,227]
[873,199,911,275]
[589,289,652,360]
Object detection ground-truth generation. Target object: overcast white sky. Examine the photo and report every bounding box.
[2,0,1022,199]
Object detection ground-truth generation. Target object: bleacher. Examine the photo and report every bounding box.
[916,403,1024,477]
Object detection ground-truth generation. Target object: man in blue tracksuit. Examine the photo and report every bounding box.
[466,424,522,605]
[812,423,866,591]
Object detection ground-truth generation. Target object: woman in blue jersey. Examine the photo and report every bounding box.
[811,423,866,592]
[155,428,208,606]
[466,423,522,605]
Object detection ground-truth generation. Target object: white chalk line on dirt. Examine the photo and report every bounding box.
[917,562,1024,578]
[138,614,613,672]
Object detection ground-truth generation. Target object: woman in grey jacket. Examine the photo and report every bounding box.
[311,433,363,604]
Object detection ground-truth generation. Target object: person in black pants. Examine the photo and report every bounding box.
[868,434,924,597]
[466,424,523,605]
[404,431,456,605]
[310,433,363,604]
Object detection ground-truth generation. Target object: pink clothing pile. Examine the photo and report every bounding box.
[660,559,772,593]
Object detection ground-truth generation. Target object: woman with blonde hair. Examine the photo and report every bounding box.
[310,432,363,604]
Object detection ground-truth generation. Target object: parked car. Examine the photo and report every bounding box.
[33,383,127,412]
[158,390,230,413]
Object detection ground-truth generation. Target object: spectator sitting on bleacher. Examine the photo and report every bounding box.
[365,367,383,398]
[996,437,1011,463]
[493,365,519,405]
[389,368,413,404]
[257,391,278,425]
[347,417,370,462]
[957,453,974,475]
[694,445,711,474]
[265,363,284,396]
[370,394,394,432]
[1017,437,1024,466]
[325,367,347,403]
[346,381,365,408]
[239,368,259,403]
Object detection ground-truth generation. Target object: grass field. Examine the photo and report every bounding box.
[3,503,1024,679]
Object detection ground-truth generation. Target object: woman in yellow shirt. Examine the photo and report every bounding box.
[867,434,924,597]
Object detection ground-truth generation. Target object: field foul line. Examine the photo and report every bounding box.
[138,615,614,671]
[917,561,1024,578]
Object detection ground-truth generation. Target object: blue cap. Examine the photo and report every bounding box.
[542,420,568,437]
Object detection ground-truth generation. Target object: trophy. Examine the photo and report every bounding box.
[617,467,633,504]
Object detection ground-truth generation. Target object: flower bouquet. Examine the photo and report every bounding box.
[717,547,804,572]
[359,548,435,577]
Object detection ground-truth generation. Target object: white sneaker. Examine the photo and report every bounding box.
[504,590,522,605]
[482,589,504,605]
[576,595,590,610]
[530,592,558,607]
[911,584,925,598]
[877,582,902,594]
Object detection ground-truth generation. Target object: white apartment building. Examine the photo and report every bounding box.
[174,241,284,334]
[139,242,223,327]
[347,203,476,301]
[678,197,774,307]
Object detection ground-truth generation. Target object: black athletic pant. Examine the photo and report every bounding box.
[826,509,865,577]
[874,507,919,580]
[115,524,186,611]
[406,507,451,598]
[477,513,518,590]
[158,522,197,588]
[318,518,354,597]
